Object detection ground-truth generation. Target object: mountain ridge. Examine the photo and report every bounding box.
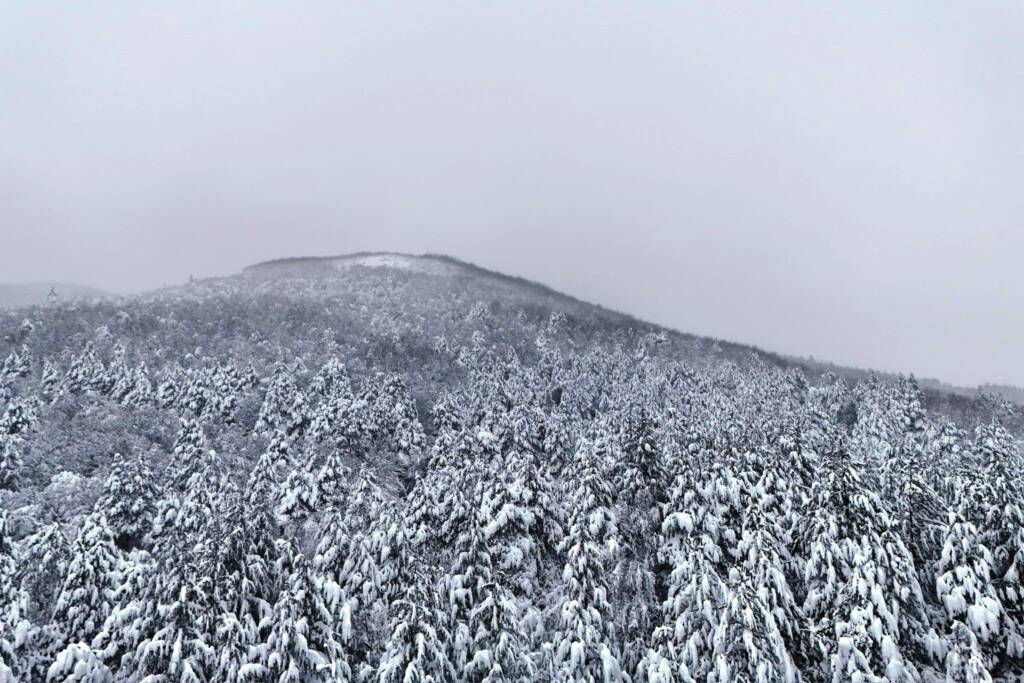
[240,250,1021,407]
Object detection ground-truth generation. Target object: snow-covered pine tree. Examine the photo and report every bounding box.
[210,362,242,422]
[252,547,351,682]
[213,489,275,614]
[829,604,888,683]
[310,358,351,399]
[0,398,39,493]
[944,621,993,683]
[313,466,389,674]
[177,367,215,420]
[1,510,24,682]
[205,476,280,681]
[737,497,803,678]
[404,464,481,560]
[119,363,154,409]
[63,343,110,396]
[0,437,22,492]
[1,347,30,381]
[95,452,157,550]
[925,419,966,501]
[308,370,369,453]
[241,360,261,391]
[16,523,71,623]
[245,430,292,522]
[212,611,260,683]
[1,397,40,439]
[45,642,112,683]
[443,496,530,682]
[882,377,944,581]
[370,501,455,680]
[971,422,1024,665]
[254,366,305,437]
[106,343,133,405]
[376,587,455,683]
[313,445,352,512]
[709,568,796,683]
[801,445,923,681]
[51,513,123,650]
[169,417,219,491]
[87,542,151,674]
[935,507,1003,672]
[480,449,563,602]
[40,359,63,401]
[546,437,625,683]
[612,407,667,677]
[464,582,531,683]
[374,373,425,465]
[643,536,724,683]
[114,476,220,682]
[277,443,350,525]
[156,363,184,410]
[129,568,217,682]
[828,538,918,681]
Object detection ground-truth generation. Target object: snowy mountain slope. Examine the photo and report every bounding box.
[241,251,640,322]
[0,282,111,309]
[0,251,1022,682]
[239,251,1010,414]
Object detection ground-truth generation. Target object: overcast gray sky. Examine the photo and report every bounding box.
[2,2,1022,387]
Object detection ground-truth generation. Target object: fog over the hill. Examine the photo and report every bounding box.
[2,3,1022,387]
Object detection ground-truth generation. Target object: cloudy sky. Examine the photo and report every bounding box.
[2,2,1022,386]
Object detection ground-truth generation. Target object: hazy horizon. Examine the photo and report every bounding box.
[3,3,1022,387]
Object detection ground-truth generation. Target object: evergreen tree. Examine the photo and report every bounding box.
[738,500,803,677]
[252,549,350,682]
[156,364,183,409]
[314,467,388,674]
[935,509,1003,671]
[374,373,425,464]
[211,483,277,638]
[95,452,158,550]
[120,364,155,409]
[17,522,71,623]
[709,569,796,683]
[480,450,563,601]
[310,358,351,399]
[45,643,112,683]
[376,588,455,683]
[1,397,40,438]
[277,444,350,525]
[971,423,1024,665]
[944,622,993,683]
[828,539,918,681]
[644,541,724,683]
[546,439,624,683]
[443,500,530,682]
[801,446,922,681]
[40,359,62,400]
[1,511,24,682]
[0,437,22,492]
[52,514,123,650]
[212,612,261,683]
[613,408,667,677]
[131,570,217,682]
[255,367,306,437]
[169,418,218,490]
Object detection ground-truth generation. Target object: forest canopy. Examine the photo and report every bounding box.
[1,259,1021,682]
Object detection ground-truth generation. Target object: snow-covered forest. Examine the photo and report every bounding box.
[1,257,1022,682]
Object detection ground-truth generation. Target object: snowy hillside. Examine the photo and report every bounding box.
[0,252,1022,682]
[0,282,111,309]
